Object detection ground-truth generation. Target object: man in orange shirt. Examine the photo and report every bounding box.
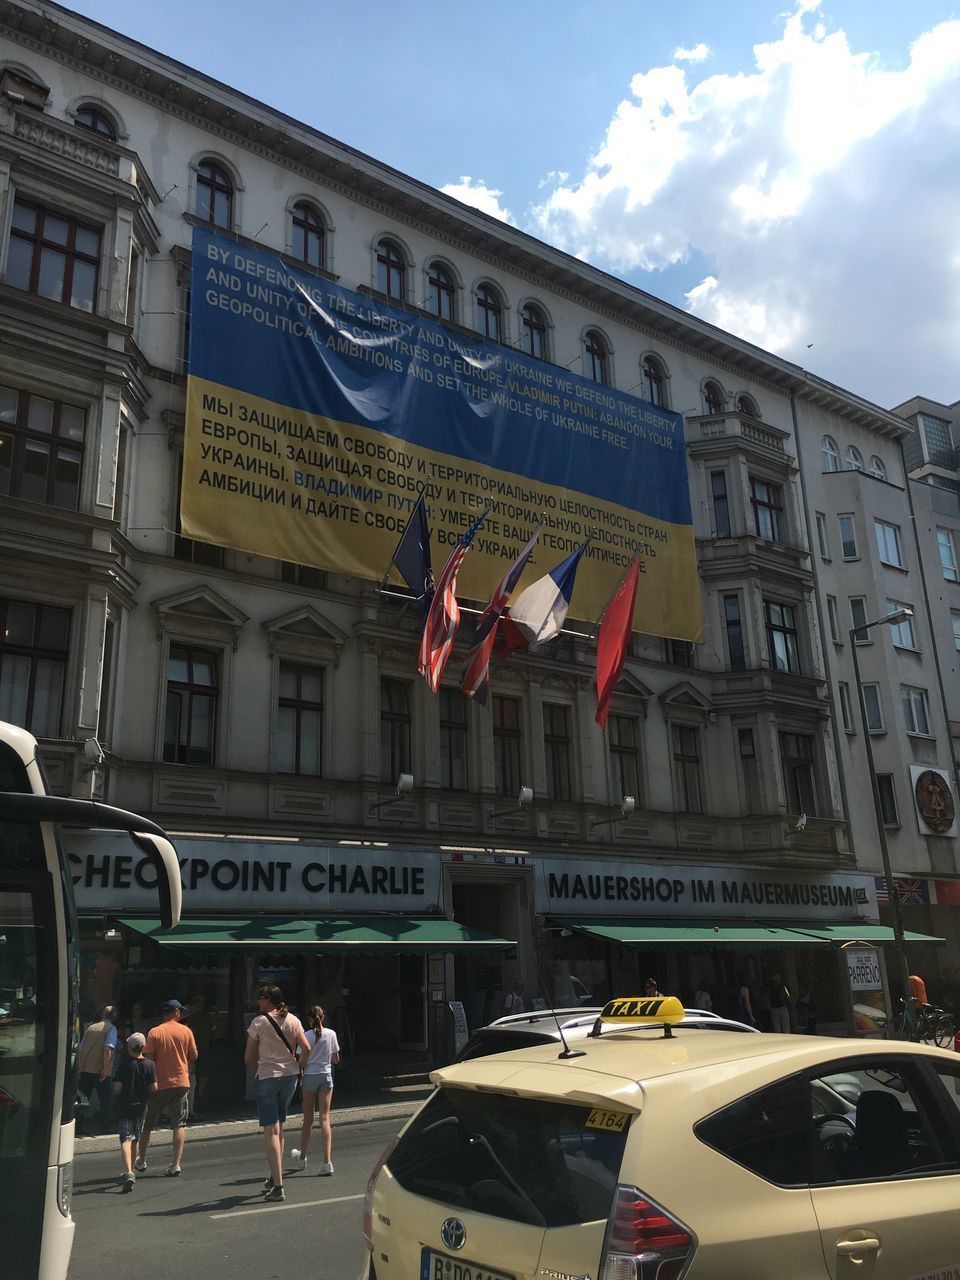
[136,1000,198,1177]
[908,974,929,1007]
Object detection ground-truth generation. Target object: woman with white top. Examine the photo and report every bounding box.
[244,985,312,1202]
[290,1004,341,1175]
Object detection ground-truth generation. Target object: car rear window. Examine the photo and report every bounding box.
[387,1087,629,1227]
[457,1030,556,1060]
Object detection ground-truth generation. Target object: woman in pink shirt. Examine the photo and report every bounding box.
[244,985,311,1202]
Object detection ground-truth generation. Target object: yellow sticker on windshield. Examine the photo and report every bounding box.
[585,1108,629,1133]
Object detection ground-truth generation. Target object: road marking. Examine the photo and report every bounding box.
[210,1192,363,1219]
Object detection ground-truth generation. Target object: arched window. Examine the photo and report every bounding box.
[821,436,839,473]
[869,455,887,481]
[291,202,324,269]
[196,160,233,228]
[584,330,609,385]
[520,302,547,360]
[703,381,724,416]
[845,445,864,472]
[642,355,666,408]
[476,284,502,343]
[736,393,759,418]
[74,104,116,141]
[426,261,455,322]
[376,239,405,301]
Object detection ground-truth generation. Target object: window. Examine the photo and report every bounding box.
[723,595,745,670]
[838,514,858,559]
[862,683,884,732]
[380,678,411,782]
[276,662,323,775]
[815,512,829,559]
[195,160,233,228]
[764,600,800,674]
[885,600,915,648]
[837,683,854,733]
[375,239,405,301]
[902,686,931,737]
[667,639,695,668]
[710,471,731,538]
[280,562,326,589]
[609,715,640,806]
[672,725,702,813]
[703,381,724,415]
[937,528,958,582]
[869,455,887,480]
[642,355,666,407]
[520,303,547,360]
[826,595,840,644]
[0,598,69,736]
[0,384,85,509]
[291,202,324,269]
[750,477,783,541]
[738,727,761,814]
[439,687,467,790]
[492,695,522,797]
[544,703,573,801]
[173,457,224,566]
[850,597,871,644]
[7,199,100,312]
[918,413,956,467]
[426,261,455,322]
[125,246,141,325]
[584,330,609,384]
[877,774,900,825]
[844,445,864,472]
[162,645,217,765]
[821,435,839,472]
[74,104,116,140]
[736,393,759,418]
[476,284,502,342]
[779,732,817,815]
[874,520,903,568]
[951,611,960,651]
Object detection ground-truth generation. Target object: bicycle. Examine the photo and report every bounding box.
[892,997,955,1047]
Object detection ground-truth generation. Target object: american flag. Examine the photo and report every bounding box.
[461,529,540,704]
[874,875,931,905]
[418,510,487,693]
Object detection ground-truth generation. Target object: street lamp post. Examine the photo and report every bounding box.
[848,608,913,1005]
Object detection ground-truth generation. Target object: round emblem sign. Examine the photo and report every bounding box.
[440,1217,466,1251]
[914,769,955,834]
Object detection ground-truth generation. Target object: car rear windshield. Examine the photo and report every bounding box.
[457,1030,556,1060]
[387,1087,629,1227]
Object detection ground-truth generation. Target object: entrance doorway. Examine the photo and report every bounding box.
[452,878,523,1030]
[398,955,426,1049]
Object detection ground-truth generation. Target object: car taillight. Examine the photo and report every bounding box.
[361,1138,397,1250]
[600,1185,696,1280]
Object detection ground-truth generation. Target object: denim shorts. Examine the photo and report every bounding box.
[255,1074,298,1126]
[118,1114,144,1143]
[301,1070,333,1094]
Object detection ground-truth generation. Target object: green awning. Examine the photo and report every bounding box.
[562,919,828,946]
[118,915,516,954]
[789,924,945,945]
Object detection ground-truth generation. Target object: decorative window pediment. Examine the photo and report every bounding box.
[660,680,712,722]
[152,584,248,647]
[610,669,654,710]
[263,604,348,665]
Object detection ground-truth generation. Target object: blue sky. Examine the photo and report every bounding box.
[67,1,960,409]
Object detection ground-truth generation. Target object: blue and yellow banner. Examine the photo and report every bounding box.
[183,227,703,640]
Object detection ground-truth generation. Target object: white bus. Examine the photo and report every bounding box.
[0,722,182,1279]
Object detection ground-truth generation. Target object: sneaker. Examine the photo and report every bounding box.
[263,1176,276,1192]
[133,1158,147,1173]
[264,1184,285,1202]
[318,1161,334,1177]
[289,1148,307,1171]
[164,1165,181,1177]
[120,1172,135,1193]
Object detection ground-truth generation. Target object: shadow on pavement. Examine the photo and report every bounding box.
[140,1193,261,1217]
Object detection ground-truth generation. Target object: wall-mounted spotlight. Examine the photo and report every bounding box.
[490,786,534,819]
[590,795,637,829]
[370,773,415,814]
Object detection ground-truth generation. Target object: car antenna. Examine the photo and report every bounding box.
[535,952,586,1060]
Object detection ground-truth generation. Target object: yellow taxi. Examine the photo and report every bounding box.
[358,995,960,1280]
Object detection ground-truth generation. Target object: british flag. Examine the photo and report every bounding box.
[418,509,487,693]
[461,528,540,705]
[874,875,931,905]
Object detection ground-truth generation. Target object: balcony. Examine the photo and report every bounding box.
[686,411,794,466]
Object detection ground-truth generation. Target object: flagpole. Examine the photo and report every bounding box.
[377,483,428,596]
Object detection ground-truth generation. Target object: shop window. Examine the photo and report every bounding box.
[162,644,218,765]
[0,383,85,509]
[584,330,609,385]
[672,724,703,814]
[439,687,467,790]
[276,661,323,776]
[838,514,858,559]
[608,714,640,806]
[426,261,455,322]
[195,159,234,228]
[703,380,724,415]
[723,594,745,670]
[821,435,839,472]
[280,562,326,589]
[476,283,503,343]
[642,355,666,407]
[710,470,730,537]
[543,703,573,801]
[520,302,548,360]
[0,597,69,737]
[7,199,101,312]
[376,238,406,301]
[779,732,817,815]
[492,695,522,796]
[750,477,783,541]
[380,678,411,782]
[74,104,116,140]
[837,682,854,734]
[291,201,324,269]
[877,774,899,826]
[764,600,800,674]
[901,686,931,737]
[875,519,903,568]
[737,727,761,814]
[936,528,958,582]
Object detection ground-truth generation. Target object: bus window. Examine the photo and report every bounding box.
[0,889,44,1159]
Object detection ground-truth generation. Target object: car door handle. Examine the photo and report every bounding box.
[836,1237,880,1257]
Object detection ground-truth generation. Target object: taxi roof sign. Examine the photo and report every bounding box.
[599,995,686,1026]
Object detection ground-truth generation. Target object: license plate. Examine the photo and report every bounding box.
[420,1246,514,1280]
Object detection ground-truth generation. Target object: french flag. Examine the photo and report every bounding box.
[497,542,588,653]
[460,528,541,704]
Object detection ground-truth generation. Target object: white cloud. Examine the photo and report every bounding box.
[531,4,960,405]
[674,42,710,63]
[440,176,514,225]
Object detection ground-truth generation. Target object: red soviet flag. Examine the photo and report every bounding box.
[595,556,642,729]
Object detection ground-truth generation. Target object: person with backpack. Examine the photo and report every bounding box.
[113,1032,157,1192]
[290,1004,341,1176]
[244,985,312,1202]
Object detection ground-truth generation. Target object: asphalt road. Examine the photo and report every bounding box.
[68,1119,399,1280]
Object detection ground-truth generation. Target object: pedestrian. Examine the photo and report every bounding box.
[502,979,526,1016]
[767,972,792,1033]
[244,984,312,1202]
[113,1032,157,1192]
[795,986,817,1034]
[733,975,757,1027]
[908,973,929,1007]
[136,999,198,1177]
[291,1004,341,1176]
[692,983,713,1012]
[75,1004,118,1133]
[182,992,213,1118]
[643,977,661,998]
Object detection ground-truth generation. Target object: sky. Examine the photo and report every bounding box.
[64,0,960,411]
